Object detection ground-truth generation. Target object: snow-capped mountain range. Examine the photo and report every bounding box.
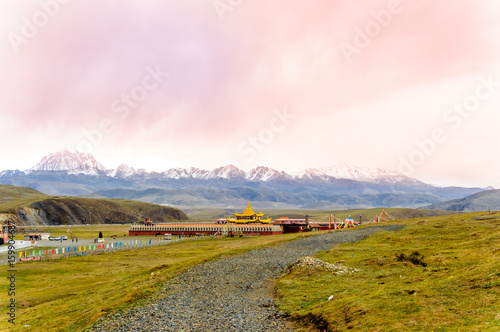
[16,149,420,184]
[0,150,489,209]
[293,166,420,185]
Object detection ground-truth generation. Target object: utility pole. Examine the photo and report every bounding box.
[89,208,94,241]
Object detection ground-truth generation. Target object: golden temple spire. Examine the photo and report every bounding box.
[244,202,254,214]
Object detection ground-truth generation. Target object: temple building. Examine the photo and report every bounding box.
[225,202,272,224]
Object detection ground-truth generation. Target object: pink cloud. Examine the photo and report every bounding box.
[1,0,500,185]
[3,0,497,129]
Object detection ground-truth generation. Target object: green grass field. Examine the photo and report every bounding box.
[2,210,497,331]
[0,231,309,332]
[276,212,500,331]
[15,224,132,240]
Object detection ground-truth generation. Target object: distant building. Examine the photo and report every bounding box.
[225,202,272,224]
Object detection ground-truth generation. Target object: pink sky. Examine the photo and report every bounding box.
[1,0,500,187]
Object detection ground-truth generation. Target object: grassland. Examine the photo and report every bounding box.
[0,231,310,332]
[276,212,500,331]
[15,224,132,240]
[2,208,497,331]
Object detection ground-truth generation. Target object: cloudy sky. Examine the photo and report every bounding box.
[1,0,500,187]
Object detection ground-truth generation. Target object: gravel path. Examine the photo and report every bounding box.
[91,225,403,331]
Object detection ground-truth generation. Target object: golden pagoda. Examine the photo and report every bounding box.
[225,202,272,224]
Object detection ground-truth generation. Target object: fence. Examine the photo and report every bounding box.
[4,234,217,265]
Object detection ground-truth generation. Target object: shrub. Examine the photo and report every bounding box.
[396,251,427,267]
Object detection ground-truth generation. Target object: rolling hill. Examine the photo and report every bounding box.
[423,189,500,212]
[0,184,48,206]
[0,184,188,226]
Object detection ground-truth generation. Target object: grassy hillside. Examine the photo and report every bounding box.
[0,184,188,226]
[0,184,47,209]
[276,212,500,331]
[425,189,500,212]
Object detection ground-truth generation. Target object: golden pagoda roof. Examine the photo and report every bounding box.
[225,217,272,224]
[232,202,265,217]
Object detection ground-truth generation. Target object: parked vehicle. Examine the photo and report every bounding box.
[49,235,68,241]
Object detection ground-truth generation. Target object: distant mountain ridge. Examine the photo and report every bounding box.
[423,189,500,212]
[0,150,490,209]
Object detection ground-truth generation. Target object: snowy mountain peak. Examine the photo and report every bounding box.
[318,165,408,183]
[247,166,291,182]
[109,164,137,178]
[294,165,419,184]
[28,149,106,176]
[0,170,26,178]
[163,168,194,179]
[206,165,246,180]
